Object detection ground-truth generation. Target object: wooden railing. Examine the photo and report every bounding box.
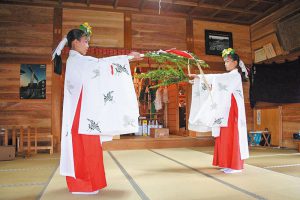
[0,126,54,156]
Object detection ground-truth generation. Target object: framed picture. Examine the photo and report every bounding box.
[205,30,233,56]
[20,64,46,99]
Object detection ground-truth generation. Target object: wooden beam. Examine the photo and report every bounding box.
[147,0,261,15]
[210,0,235,18]
[186,16,194,52]
[0,0,58,6]
[113,0,119,9]
[165,0,174,12]
[53,6,63,49]
[139,0,146,11]
[245,1,260,11]
[249,0,292,24]
[188,0,205,15]
[52,6,63,153]
[124,12,132,49]
[0,0,257,25]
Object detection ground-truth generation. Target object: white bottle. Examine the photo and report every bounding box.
[155,120,159,128]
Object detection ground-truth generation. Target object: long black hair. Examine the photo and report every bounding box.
[53,29,86,75]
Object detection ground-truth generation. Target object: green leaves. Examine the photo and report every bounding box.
[136,66,189,88]
[144,51,209,69]
[135,50,209,88]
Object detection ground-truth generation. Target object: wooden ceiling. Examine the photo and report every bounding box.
[2,0,294,25]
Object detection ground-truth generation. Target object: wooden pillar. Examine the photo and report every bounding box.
[34,127,38,154]
[27,126,31,156]
[124,12,132,50]
[186,16,194,53]
[186,16,194,136]
[12,126,16,146]
[19,126,24,153]
[4,128,8,146]
[52,6,63,152]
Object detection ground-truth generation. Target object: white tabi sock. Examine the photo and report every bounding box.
[219,168,229,171]
[71,190,99,195]
[224,168,242,174]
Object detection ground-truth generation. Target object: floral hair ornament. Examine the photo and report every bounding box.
[79,22,92,37]
[222,48,235,58]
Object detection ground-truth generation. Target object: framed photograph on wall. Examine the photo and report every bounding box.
[20,64,46,99]
[205,30,233,56]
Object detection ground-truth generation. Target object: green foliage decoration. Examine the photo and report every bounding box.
[135,50,209,88]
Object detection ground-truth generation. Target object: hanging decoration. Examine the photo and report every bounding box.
[135,49,209,88]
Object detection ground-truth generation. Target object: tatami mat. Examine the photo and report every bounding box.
[40,148,300,200]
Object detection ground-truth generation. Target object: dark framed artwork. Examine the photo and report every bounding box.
[205,30,233,56]
[20,64,46,99]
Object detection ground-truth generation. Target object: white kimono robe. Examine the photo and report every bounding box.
[60,50,139,177]
[188,69,249,160]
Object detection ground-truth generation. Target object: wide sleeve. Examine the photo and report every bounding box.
[189,70,242,136]
[197,70,241,94]
[78,55,139,136]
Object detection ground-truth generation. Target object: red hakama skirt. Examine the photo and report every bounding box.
[213,94,244,170]
[66,90,107,192]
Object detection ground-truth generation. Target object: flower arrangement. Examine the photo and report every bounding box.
[135,49,209,88]
[79,22,92,37]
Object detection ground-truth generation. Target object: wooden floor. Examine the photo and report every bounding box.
[102,135,214,150]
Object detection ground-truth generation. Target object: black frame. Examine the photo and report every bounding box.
[205,30,233,56]
[20,64,46,99]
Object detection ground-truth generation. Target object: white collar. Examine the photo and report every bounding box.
[229,68,238,74]
[69,50,82,57]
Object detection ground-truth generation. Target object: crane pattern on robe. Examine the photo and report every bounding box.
[66,81,74,94]
[87,118,102,133]
[123,115,136,127]
[92,69,100,79]
[104,91,114,105]
[235,89,243,98]
[218,83,228,91]
[201,83,209,91]
[112,63,129,76]
[213,117,224,125]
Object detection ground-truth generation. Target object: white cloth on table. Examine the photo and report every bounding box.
[154,87,163,111]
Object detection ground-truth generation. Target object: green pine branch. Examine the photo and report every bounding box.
[135,51,209,88]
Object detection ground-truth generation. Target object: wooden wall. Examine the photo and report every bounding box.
[193,20,252,66]
[0,4,55,148]
[282,104,300,148]
[0,5,53,57]
[0,63,52,129]
[253,107,282,146]
[167,84,179,135]
[63,8,124,48]
[131,14,187,50]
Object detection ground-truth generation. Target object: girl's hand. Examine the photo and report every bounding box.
[188,74,199,79]
[128,52,143,61]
